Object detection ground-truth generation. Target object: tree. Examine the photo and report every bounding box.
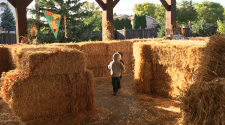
[133,2,156,18]
[142,15,147,29]
[114,12,117,16]
[136,15,141,29]
[0,4,16,33]
[133,14,137,29]
[191,18,212,37]
[113,18,119,30]
[28,0,93,43]
[217,20,225,34]
[157,16,166,38]
[195,1,224,26]
[223,8,225,17]
[176,0,197,25]
[155,4,166,25]
[121,18,125,29]
[124,18,132,29]
[82,2,102,32]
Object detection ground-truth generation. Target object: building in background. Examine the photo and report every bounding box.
[113,14,158,29]
[0,0,16,33]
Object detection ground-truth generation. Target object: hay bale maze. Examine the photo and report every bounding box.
[0,45,95,122]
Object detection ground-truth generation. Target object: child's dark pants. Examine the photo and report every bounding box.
[111,77,121,93]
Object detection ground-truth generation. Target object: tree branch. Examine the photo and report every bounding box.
[7,0,16,8]
[160,0,171,11]
[95,0,106,10]
[112,0,120,8]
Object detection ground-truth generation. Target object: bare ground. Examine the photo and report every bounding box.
[0,74,182,125]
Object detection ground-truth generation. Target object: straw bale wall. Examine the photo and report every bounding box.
[0,46,95,122]
[181,35,225,125]
[44,37,209,78]
[48,40,134,77]
[133,41,206,98]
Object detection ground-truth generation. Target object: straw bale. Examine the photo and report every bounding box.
[13,47,86,75]
[47,43,81,50]
[107,41,133,54]
[79,42,108,55]
[9,74,71,122]
[133,44,153,94]
[88,67,110,78]
[69,70,95,114]
[85,55,112,68]
[0,47,15,76]
[181,78,225,125]
[0,69,19,87]
[197,35,225,82]
[2,70,95,122]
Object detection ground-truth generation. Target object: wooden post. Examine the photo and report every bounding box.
[7,0,33,43]
[95,0,120,41]
[160,0,176,36]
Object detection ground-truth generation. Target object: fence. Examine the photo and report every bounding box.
[0,26,218,44]
[114,26,218,39]
[0,33,17,45]
[181,26,218,37]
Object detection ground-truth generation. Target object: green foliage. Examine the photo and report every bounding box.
[121,18,125,29]
[114,18,119,30]
[141,15,147,29]
[28,0,99,43]
[133,14,137,29]
[126,18,132,29]
[132,14,146,29]
[195,1,224,26]
[113,18,132,30]
[155,4,165,25]
[0,4,16,32]
[133,2,156,18]
[82,2,102,31]
[157,16,165,38]
[217,20,225,34]
[191,18,212,37]
[176,0,197,25]
[223,8,225,17]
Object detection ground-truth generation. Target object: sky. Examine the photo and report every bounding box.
[27,0,225,16]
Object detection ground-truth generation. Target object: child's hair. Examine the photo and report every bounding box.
[117,52,123,58]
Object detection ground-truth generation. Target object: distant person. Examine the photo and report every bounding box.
[107,52,125,96]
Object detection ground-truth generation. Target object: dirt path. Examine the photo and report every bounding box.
[0,74,182,125]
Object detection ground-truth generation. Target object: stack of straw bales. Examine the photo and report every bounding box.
[181,78,225,125]
[133,41,206,98]
[48,40,134,77]
[181,35,225,124]
[0,45,95,122]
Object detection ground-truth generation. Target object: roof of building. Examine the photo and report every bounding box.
[113,14,131,19]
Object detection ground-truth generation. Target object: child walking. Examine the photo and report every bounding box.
[107,52,125,95]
